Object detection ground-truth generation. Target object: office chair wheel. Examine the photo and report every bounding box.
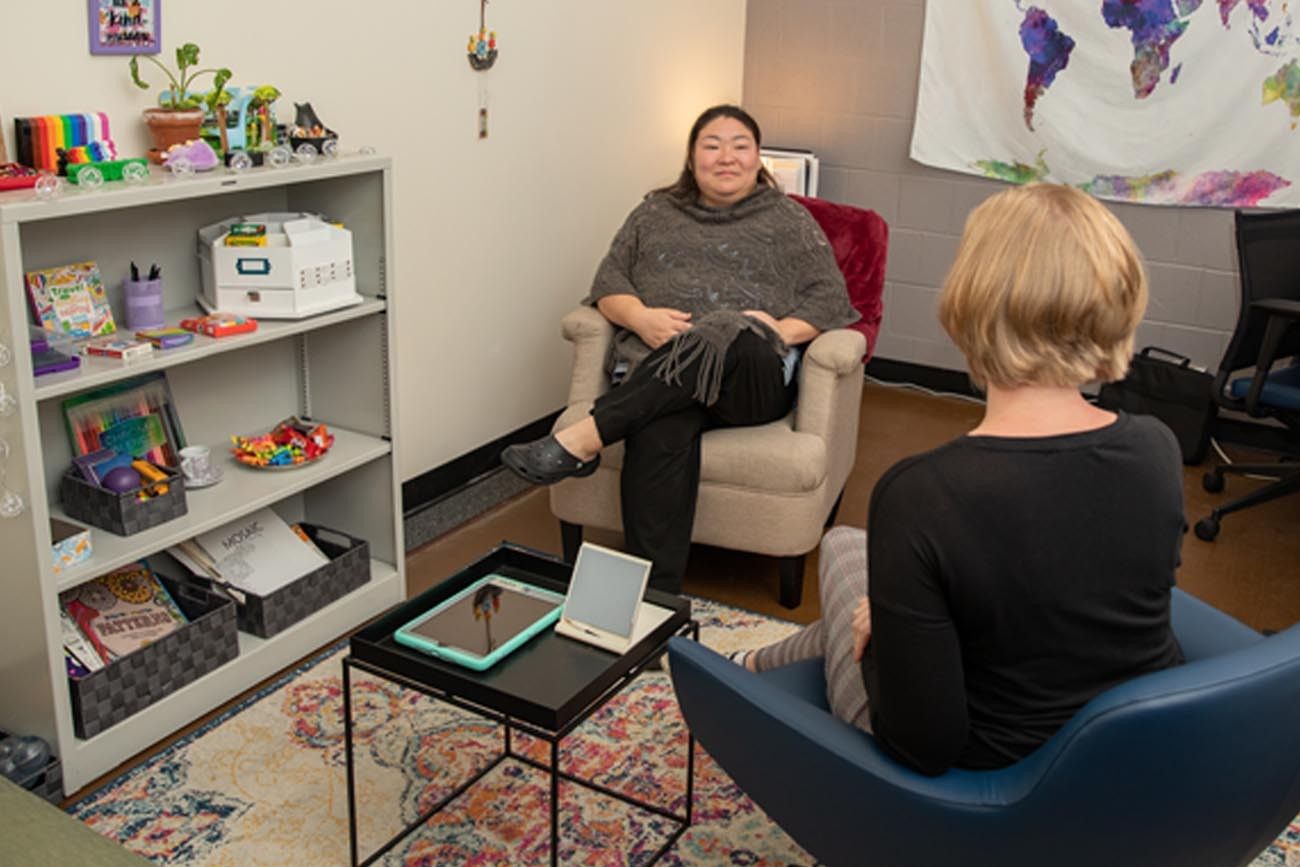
[1202,471,1225,493]
[1194,516,1221,541]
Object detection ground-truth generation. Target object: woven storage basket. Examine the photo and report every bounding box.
[60,467,188,536]
[67,575,237,739]
[199,523,370,639]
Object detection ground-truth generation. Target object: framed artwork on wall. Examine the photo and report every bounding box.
[88,0,161,55]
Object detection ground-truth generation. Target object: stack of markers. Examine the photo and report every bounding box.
[231,417,334,468]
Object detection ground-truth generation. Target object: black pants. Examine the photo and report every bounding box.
[590,330,795,593]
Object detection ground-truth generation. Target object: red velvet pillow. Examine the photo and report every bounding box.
[791,194,888,361]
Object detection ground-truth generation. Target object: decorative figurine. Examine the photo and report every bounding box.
[468,0,498,71]
[289,102,339,153]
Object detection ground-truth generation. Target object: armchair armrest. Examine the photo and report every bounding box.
[794,330,866,493]
[795,329,867,435]
[560,306,615,406]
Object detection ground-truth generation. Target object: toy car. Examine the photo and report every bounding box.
[65,158,150,187]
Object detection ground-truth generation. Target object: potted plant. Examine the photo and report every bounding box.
[129,43,231,163]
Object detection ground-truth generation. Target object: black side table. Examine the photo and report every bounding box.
[344,543,698,866]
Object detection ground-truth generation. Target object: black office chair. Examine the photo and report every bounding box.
[1194,209,1300,541]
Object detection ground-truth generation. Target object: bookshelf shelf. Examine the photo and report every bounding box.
[31,297,387,402]
[52,426,392,593]
[0,157,405,795]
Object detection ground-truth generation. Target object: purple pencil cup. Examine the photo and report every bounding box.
[123,278,165,330]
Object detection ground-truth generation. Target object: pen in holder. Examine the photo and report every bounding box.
[123,277,165,331]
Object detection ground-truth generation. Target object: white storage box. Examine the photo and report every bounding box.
[197,212,362,319]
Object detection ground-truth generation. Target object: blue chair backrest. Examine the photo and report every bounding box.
[670,621,1300,867]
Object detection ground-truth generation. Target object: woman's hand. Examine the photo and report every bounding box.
[852,597,872,661]
[742,309,781,333]
[633,307,692,350]
[743,310,819,346]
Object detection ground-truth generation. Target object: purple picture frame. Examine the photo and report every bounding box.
[88,0,161,56]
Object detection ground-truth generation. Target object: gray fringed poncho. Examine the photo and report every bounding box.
[586,186,859,405]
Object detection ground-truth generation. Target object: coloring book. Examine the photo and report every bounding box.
[191,508,329,597]
[26,260,117,339]
[60,562,187,664]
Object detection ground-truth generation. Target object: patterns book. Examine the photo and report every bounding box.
[60,562,188,664]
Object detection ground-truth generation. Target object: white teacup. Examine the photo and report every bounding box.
[179,445,212,483]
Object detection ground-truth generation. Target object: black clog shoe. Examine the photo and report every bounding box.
[500,435,601,486]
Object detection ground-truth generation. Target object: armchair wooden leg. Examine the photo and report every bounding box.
[778,555,805,609]
[560,520,583,564]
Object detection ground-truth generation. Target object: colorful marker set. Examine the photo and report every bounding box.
[14,113,114,174]
[61,374,184,470]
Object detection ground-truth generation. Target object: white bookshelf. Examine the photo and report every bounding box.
[0,156,404,794]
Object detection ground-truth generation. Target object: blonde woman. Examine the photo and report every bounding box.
[738,183,1185,776]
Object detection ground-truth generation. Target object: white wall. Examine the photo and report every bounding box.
[0,1,747,481]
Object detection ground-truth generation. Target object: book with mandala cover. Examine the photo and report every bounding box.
[26,260,117,339]
[59,562,187,665]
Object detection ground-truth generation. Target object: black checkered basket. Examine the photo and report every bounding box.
[68,576,238,739]
[193,524,370,639]
[60,467,188,536]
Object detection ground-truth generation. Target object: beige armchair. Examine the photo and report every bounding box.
[548,305,866,607]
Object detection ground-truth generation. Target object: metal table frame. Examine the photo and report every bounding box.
[343,619,700,866]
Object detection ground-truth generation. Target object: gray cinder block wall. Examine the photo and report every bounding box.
[744,0,1239,375]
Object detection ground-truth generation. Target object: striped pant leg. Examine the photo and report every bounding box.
[749,526,872,732]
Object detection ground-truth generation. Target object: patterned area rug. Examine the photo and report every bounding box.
[67,598,1298,866]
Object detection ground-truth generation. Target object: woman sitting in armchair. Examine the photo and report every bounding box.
[502,104,858,594]
[736,182,1186,775]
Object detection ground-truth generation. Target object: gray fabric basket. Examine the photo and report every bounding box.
[68,576,238,739]
[60,467,188,536]
[207,524,370,639]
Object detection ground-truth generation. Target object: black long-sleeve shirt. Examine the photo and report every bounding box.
[862,412,1186,775]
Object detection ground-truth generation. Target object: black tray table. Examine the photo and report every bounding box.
[345,542,697,866]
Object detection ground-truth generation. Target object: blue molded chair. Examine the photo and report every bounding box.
[668,589,1300,867]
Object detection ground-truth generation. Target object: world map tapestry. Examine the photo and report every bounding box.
[911,1,1300,207]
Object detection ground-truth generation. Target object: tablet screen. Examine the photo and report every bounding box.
[404,579,561,658]
[564,545,649,638]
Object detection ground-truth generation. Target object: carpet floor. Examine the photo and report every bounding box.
[66,598,1299,866]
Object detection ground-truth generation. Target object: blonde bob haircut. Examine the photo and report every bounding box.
[938,183,1148,389]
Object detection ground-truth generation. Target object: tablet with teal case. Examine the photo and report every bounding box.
[393,574,565,671]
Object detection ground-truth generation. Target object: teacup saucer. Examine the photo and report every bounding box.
[184,466,224,489]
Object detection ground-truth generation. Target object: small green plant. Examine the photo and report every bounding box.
[129,43,231,111]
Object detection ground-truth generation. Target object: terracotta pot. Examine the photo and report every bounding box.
[142,107,205,164]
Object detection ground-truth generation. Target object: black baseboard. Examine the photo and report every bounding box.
[865,357,979,398]
[401,410,561,517]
